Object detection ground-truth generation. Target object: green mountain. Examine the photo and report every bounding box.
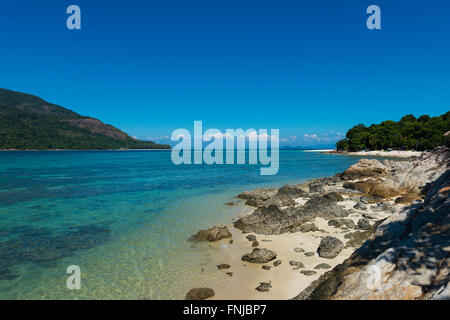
[337,112,450,152]
[0,88,170,150]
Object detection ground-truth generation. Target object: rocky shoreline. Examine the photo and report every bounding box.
[186,147,449,300]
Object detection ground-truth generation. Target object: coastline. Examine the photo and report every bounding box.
[199,189,400,300]
[0,148,172,152]
[323,150,422,158]
[187,147,449,300]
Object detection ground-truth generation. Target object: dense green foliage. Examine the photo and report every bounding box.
[337,112,450,151]
[0,88,170,150]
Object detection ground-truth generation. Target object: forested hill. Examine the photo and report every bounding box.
[0,88,170,150]
[337,112,450,151]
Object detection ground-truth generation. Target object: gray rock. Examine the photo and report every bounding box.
[252,240,259,247]
[371,201,389,212]
[301,270,317,276]
[246,235,257,241]
[217,264,230,270]
[317,236,344,259]
[328,218,356,229]
[241,248,277,263]
[255,282,272,292]
[353,202,367,211]
[238,188,278,207]
[323,192,344,202]
[189,225,232,242]
[262,265,271,270]
[292,223,319,233]
[357,218,371,230]
[273,260,282,267]
[293,247,305,253]
[314,263,331,270]
[263,185,309,207]
[304,252,315,257]
[289,261,305,269]
[362,211,379,219]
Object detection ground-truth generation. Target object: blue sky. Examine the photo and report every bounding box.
[1,0,449,146]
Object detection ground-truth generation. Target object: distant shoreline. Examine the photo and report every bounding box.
[0,148,172,152]
[322,150,422,158]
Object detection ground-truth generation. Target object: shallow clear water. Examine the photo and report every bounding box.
[0,150,362,299]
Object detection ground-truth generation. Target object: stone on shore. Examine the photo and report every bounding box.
[273,260,282,267]
[289,261,305,269]
[341,159,386,180]
[301,270,317,276]
[291,223,319,233]
[185,288,215,300]
[328,219,356,229]
[241,248,277,263]
[317,236,344,259]
[189,225,232,242]
[314,263,331,270]
[357,218,371,230]
[255,282,272,292]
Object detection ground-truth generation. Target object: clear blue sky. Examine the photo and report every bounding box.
[1,0,449,146]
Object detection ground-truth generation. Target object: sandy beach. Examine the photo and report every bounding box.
[201,196,399,300]
[186,147,449,300]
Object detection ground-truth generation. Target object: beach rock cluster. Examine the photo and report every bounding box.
[294,147,450,300]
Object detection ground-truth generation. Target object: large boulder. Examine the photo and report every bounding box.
[188,225,232,242]
[185,288,215,300]
[341,159,387,180]
[233,205,314,235]
[317,236,344,259]
[242,248,277,263]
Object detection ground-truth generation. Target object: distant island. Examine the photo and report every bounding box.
[336,112,450,152]
[0,89,170,150]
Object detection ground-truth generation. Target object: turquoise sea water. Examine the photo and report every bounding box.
[0,150,363,299]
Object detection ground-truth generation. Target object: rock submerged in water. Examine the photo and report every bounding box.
[241,248,277,263]
[188,225,232,242]
[317,236,344,259]
[185,288,215,300]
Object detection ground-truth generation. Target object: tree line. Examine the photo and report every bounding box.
[336,111,450,151]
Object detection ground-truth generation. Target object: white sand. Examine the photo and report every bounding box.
[342,150,421,158]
